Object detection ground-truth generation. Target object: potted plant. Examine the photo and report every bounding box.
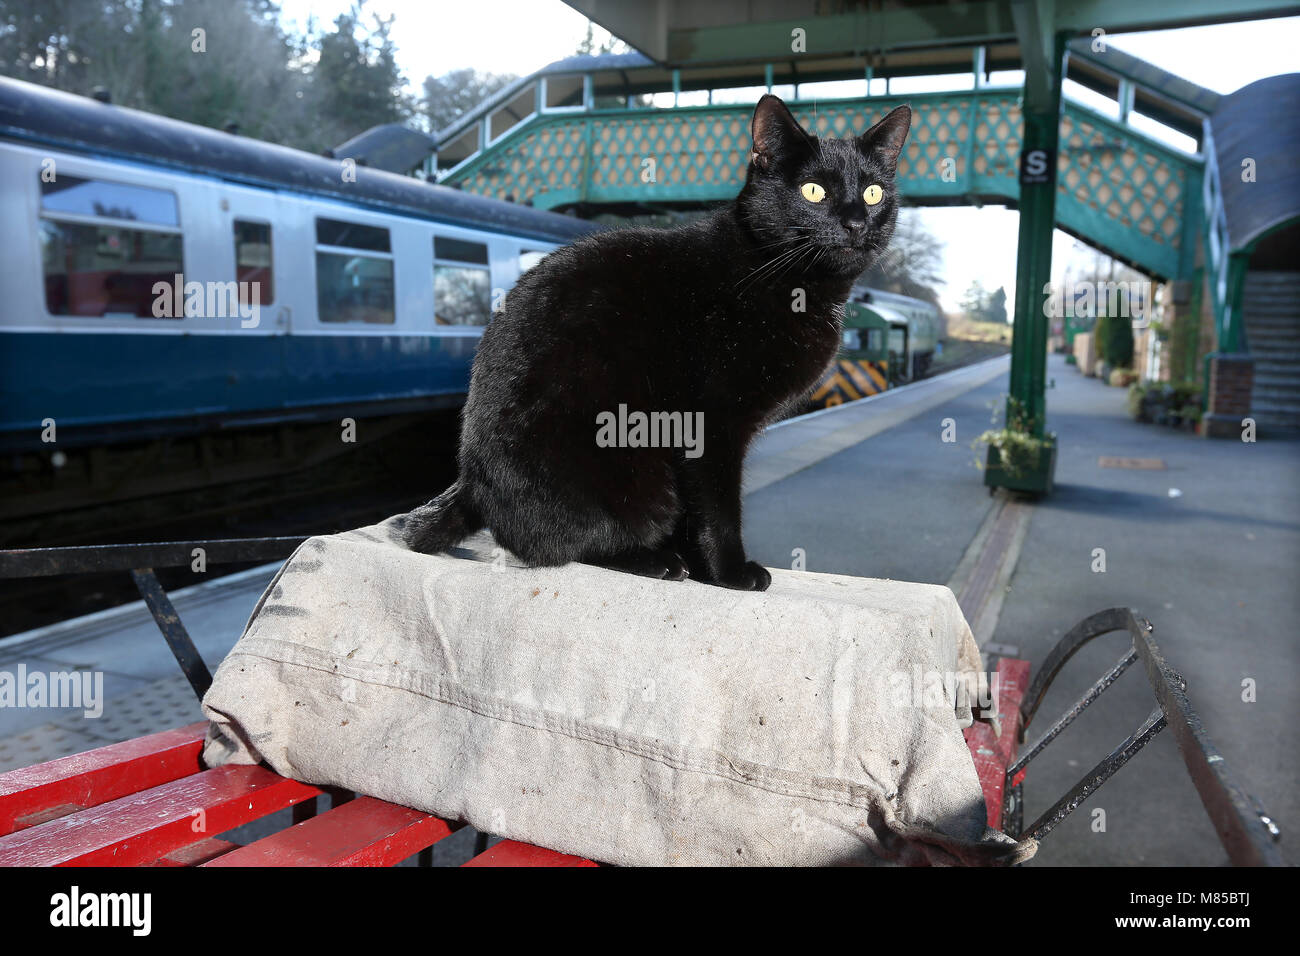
[1176,404,1203,432]
[1127,382,1147,420]
[974,396,1056,494]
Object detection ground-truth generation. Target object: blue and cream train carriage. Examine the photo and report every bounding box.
[0,78,595,448]
[0,78,596,515]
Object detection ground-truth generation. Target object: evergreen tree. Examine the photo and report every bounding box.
[987,286,1007,325]
[310,3,411,150]
[1103,311,1135,368]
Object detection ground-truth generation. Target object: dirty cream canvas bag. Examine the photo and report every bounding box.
[202,517,1036,866]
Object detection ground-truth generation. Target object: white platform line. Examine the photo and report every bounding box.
[0,561,281,662]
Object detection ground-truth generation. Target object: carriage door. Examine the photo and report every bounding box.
[219,190,290,413]
[227,211,284,331]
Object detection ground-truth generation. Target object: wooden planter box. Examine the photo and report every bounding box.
[983,434,1057,495]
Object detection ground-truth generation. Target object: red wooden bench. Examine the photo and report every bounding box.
[0,721,593,867]
[0,660,1028,867]
[963,657,1031,831]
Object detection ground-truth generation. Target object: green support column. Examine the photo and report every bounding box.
[1221,251,1251,354]
[986,6,1064,496]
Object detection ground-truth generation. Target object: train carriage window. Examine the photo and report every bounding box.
[434,236,489,265]
[316,218,391,252]
[234,220,274,306]
[315,217,394,324]
[433,236,491,327]
[41,176,179,226]
[38,176,183,318]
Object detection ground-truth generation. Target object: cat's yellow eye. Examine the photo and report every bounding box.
[800,182,826,203]
[863,184,884,206]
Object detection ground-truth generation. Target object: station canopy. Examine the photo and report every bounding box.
[563,0,1295,67]
[556,0,1286,140]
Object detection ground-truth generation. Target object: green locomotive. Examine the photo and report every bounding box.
[808,286,942,409]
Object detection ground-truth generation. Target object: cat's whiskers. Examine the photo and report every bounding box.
[734,241,814,292]
[733,244,811,293]
[736,222,844,291]
[748,232,812,253]
[749,224,817,249]
[769,245,810,281]
[772,241,822,284]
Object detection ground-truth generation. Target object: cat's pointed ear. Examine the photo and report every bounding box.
[750,94,813,172]
[858,105,912,169]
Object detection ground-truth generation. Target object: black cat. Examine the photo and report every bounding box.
[402,95,910,591]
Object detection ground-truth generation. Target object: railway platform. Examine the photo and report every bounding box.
[2,352,1296,865]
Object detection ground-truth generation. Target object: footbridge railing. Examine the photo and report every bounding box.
[441,90,1204,281]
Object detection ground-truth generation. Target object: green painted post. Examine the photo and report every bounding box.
[1117,78,1134,124]
[987,29,1066,495]
[1222,251,1251,352]
[1185,267,1205,388]
[579,116,593,205]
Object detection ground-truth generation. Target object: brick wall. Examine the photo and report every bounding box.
[1203,352,1254,438]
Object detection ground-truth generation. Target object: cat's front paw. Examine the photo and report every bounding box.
[715,561,771,592]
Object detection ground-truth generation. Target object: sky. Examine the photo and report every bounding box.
[276,2,1300,314]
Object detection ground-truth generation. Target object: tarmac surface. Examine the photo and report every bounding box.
[3,352,1296,865]
[746,353,1299,865]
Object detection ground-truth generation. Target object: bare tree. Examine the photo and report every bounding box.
[421,68,517,134]
[860,208,946,307]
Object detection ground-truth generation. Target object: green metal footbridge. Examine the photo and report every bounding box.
[439,76,1198,280]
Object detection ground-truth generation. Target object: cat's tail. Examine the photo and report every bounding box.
[399,480,483,554]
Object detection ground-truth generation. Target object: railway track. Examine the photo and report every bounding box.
[0,413,460,638]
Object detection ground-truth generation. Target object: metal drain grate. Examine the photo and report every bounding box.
[1098,456,1166,469]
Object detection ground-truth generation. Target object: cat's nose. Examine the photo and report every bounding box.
[841,217,867,239]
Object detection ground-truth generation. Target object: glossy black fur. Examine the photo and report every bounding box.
[402,96,911,590]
